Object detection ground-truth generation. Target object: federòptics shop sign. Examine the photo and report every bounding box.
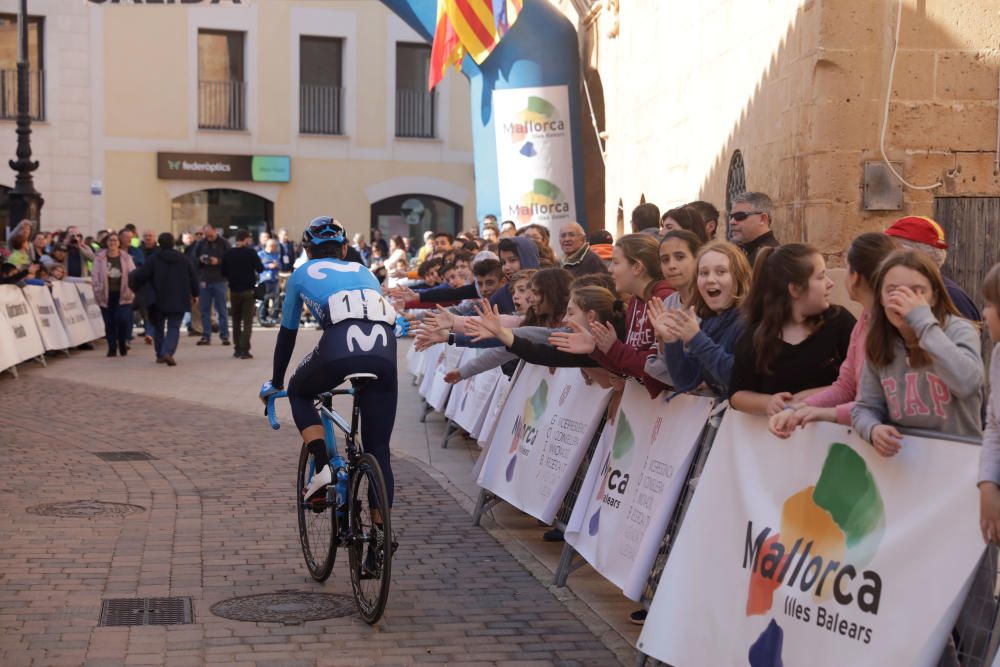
[156,152,290,183]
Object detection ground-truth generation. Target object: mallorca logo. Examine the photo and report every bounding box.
[503,96,565,158]
[745,443,885,666]
[508,178,570,225]
[506,380,548,482]
[588,411,634,536]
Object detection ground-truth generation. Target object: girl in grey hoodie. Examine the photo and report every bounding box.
[852,249,991,667]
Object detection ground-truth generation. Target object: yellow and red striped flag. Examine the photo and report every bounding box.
[428,0,523,90]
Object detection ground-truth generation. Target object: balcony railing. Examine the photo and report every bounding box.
[395,88,435,138]
[0,70,45,121]
[300,84,344,135]
[198,79,245,131]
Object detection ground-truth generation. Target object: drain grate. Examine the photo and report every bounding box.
[94,451,157,462]
[26,500,146,518]
[99,597,193,626]
[210,591,355,625]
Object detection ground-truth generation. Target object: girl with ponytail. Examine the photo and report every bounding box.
[729,243,855,415]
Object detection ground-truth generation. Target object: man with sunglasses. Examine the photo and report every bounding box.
[728,191,779,268]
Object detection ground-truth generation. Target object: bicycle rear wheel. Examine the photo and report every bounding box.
[347,452,392,624]
[296,443,337,582]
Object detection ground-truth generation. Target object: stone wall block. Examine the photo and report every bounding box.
[887,101,997,151]
[936,50,1000,101]
[892,49,937,100]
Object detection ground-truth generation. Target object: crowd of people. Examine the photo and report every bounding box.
[2,221,300,366]
[386,195,998,663]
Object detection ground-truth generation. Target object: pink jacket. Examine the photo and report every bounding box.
[91,250,136,307]
[803,310,869,424]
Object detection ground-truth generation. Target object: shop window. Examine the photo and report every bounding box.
[395,43,434,138]
[0,14,44,121]
[198,29,245,130]
[300,36,343,135]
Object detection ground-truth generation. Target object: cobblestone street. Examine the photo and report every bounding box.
[0,339,624,667]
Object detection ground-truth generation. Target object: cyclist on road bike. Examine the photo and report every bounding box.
[258,217,405,519]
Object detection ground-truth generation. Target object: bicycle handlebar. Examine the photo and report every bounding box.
[264,390,288,430]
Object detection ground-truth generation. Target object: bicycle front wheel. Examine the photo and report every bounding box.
[296,443,337,582]
[347,452,392,624]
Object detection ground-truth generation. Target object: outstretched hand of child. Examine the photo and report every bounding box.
[444,369,462,384]
[765,392,794,417]
[871,424,903,457]
[549,320,596,354]
[413,325,447,351]
[590,321,618,354]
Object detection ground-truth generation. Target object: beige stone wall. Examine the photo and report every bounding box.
[560,0,1000,262]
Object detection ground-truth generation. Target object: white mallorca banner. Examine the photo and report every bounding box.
[22,283,70,351]
[0,304,18,373]
[493,85,575,238]
[51,280,95,347]
[418,343,444,398]
[637,411,986,667]
[0,284,45,362]
[476,364,612,523]
[72,280,106,340]
[426,346,465,413]
[565,385,714,600]
[452,363,504,437]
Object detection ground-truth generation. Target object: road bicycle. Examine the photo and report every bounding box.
[263,374,392,624]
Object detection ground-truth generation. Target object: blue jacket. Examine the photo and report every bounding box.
[258,250,281,283]
[660,307,746,396]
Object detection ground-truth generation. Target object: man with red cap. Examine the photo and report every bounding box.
[885,215,982,322]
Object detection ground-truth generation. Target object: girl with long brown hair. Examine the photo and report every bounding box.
[729,243,855,415]
[851,249,983,453]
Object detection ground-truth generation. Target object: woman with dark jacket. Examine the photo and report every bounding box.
[128,232,199,366]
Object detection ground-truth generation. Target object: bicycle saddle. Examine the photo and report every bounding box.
[345,372,378,387]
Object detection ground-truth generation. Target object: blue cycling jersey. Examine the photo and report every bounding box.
[280,258,390,330]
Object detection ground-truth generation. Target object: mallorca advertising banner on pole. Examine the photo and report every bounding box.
[564,384,714,600]
[476,364,612,523]
[493,85,575,238]
[637,411,987,667]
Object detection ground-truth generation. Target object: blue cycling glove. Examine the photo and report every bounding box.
[394,314,410,338]
[259,380,282,405]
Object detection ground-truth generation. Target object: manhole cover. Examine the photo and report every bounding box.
[25,500,146,518]
[99,597,193,626]
[94,451,157,462]
[210,591,355,625]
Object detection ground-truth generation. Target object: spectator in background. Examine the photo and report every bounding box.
[276,228,296,272]
[415,230,435,265]
[6,227,30,268]
[352,233,372,266]
[729,191,779,268]
[193,224,231,346]
[92,232,136,357]
[631,203,661,236]
[588,229,614,266]
[560,222,607,276]
[48,263,66,281]
[222,230,264,360]
[372,228,389,256]
[660,205,709,243]
[123,223,140,248]
[140,230,157,259]
[136,229,159,344]
[40,243,68,272]
[433,231,454,253]
[63,228,94,278]
[518,223,550,247]
[258,238,281,325]
[500,220,518,238]
[28,231,49,263]
[120,228,144,268]
[257,230,271,252]
[482,219,500,243]
[884,215,982,322]
[688,200,721,239]
[129,232,199,366]
[387,235,408,272]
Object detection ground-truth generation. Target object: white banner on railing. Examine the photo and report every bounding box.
[565,385,714,600]
[638,412,986,667]
[0,284,45,363]
[407,344,426,378]
[443,352,472,421]
[73,282,105,340]
[51,280,96,346]
[452,364,504,437]
[426,346,465,413]
[477,365,612,523]
[0,303,18,373]
[418,343,444,399]
[21,284,70,351]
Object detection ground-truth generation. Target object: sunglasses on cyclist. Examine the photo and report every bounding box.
[727,210,763,222]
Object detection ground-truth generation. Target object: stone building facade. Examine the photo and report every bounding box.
[552,0,1000,284]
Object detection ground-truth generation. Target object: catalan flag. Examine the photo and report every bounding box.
[428,0,523,90]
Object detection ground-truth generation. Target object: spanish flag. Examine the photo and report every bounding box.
[428,0,523,90]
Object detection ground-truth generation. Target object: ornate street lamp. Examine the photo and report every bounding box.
[7,0,42,234]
